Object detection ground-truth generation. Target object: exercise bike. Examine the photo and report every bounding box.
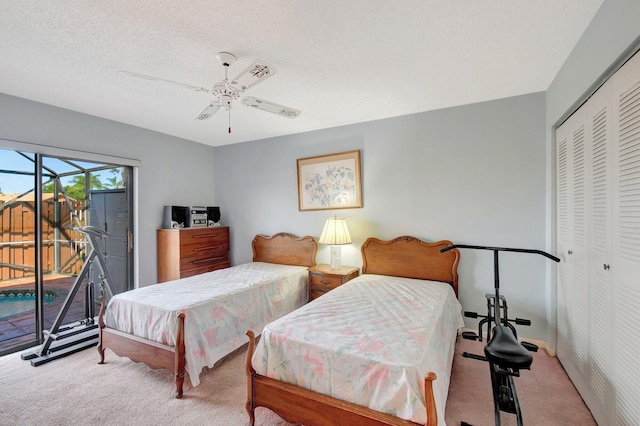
[440,244,560,426]
[21,226,117,365]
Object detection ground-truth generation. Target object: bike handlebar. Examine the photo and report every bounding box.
[72,226,112,239]
[440,244,560,263]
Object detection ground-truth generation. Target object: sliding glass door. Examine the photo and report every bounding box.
[0,150,40,352]
[0,147,133,356]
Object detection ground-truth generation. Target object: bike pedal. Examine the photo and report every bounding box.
[463,352,487,362]
[462,331,478,340]
[521,341,538,352]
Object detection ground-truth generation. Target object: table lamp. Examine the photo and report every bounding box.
[318,217,351,270]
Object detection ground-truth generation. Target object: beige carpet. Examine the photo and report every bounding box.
[0,338,594,425]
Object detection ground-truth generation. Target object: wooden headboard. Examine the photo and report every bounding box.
[252,233,317,267]
[361,236,460,296]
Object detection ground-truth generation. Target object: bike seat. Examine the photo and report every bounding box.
[484,325,533,370]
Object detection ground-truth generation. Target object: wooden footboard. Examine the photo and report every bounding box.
[97,297,187,398]
[245,331,437,426]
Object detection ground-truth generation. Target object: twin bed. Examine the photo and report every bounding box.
[97,232,317,397]
[245,236,463,426]
[98,233,463,426]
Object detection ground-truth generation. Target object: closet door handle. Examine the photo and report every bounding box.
[603,264,610,270]
[567,250,573,255]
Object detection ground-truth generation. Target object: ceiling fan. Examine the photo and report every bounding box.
[122,52,300,133]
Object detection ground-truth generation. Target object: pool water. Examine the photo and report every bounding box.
[0,290,57,320]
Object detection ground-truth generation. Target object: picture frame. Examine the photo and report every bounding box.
[297,150,362,211]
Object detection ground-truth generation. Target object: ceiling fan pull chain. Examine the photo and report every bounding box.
[228,107,231,134]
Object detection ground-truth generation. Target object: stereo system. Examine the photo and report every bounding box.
[163,205,222,229]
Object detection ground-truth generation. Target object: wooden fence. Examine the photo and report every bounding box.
[0,193,85,281]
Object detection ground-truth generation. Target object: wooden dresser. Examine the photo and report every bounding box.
[157,227,230,283]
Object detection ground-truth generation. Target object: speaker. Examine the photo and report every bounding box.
[207,206,221,227]
[163,206,188,229]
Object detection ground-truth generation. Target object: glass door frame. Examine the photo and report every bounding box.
[0,139,138,356]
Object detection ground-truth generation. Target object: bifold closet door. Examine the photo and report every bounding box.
[556,101,591,399]
[556,49,640,426]
[611,50,640,425]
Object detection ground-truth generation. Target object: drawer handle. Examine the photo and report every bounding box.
[320,279,331,284]
[193,246,221,252]
[192,256,225,264]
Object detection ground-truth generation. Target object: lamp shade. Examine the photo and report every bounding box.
[318,217,351,245]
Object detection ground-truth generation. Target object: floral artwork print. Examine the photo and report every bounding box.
[297,151,362,210]
[303,161,356,207]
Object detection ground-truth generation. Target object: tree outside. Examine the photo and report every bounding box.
[42,167,124,200]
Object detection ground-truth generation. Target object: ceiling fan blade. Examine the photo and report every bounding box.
[230,61,276,91]
[120,71,211,93]
[241,96,301,119]
[194,103,220,120]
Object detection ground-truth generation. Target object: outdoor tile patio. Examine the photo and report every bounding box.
[0,275,100,353]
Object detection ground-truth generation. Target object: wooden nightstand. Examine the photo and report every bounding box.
[308,264,359,301]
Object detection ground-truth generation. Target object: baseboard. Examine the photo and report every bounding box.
[459,328,556,357]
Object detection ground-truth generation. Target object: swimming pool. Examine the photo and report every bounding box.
[0,290,57,320]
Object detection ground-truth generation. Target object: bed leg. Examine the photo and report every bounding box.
[175,313,186,399]
[245,330,257,426]
[175,371,184,399]
[97,296,106,364]
[424,372,438,426]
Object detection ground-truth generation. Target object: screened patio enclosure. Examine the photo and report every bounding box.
[0,148,133,357]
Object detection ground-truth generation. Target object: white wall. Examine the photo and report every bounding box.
[215,93,550,340]
[0,93,218,286]
[545,0,640,349]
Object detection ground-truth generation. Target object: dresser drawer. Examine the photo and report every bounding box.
[179,250,229,272]
[180,239,230,258]
[309,273,343,290]
[179,227,229,245]
[180,259,230,278]
[179,229,230,258]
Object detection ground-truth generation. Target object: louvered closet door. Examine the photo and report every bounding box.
[556,107,590,394]
[585,81,614,425]
[556,49,640,426]
[556,123,570,364]
[611,50,640,426]
[556,120,570,361]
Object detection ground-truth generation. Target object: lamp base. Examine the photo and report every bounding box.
[331,246,342,271]
[329,245,342,271]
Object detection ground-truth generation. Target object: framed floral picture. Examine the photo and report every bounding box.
[297,150,362,211]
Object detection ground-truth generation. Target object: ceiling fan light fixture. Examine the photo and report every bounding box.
[219,94,233,110]
[211,81,241,101]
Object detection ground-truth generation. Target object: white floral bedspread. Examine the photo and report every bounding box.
[105,262,308,386]
[252,274,464,425]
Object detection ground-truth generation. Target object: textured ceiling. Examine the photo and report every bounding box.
[0,1,604,147]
